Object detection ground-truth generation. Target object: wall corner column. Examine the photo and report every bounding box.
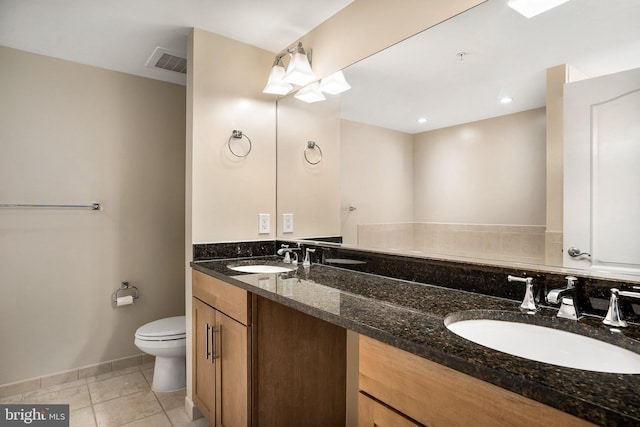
[545,64,586,266]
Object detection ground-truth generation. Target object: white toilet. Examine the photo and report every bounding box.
[134,316,186,392]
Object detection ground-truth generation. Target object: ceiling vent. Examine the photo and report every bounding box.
[146,47,187,74]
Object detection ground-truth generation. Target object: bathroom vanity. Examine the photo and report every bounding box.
[192,269,346,427]
[191,253,640,426]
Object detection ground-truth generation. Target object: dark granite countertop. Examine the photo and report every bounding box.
[191,257,640,426]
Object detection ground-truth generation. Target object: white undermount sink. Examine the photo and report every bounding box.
[228,264,294,274]
[445,314,640,374]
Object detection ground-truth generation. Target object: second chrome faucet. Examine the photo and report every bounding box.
[546,276,581,320]
[508,275,582,320]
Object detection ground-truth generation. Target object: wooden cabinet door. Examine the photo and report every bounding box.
[359,335,594,427]
[193,297,216,426]
[358,393,421,427]
[216,310,250,427]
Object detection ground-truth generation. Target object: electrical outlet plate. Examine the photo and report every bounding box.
[282,213,294,233]
[259,213,270,234]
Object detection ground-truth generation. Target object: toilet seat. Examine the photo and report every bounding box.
[135,316,185,341]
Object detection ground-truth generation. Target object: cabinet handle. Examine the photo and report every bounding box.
[211,325,220,363]
[205,323,211,360]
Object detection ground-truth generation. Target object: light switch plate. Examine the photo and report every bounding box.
[282,213,294,233]
[258,213,270,234]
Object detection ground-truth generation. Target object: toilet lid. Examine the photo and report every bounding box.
[135,316,186,339]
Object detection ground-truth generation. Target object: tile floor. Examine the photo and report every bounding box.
[0,363,210,427]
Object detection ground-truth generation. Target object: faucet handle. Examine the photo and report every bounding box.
[603,288,627,328]
[520,279,538,313]
[508,275,538,313]
[565,276,578,287]
[303,248,315,267]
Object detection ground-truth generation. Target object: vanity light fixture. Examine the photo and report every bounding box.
[507,0,570,18]
[319,70,351,95]
[294,82,326,103]
[283,42,317,86]
[263,55,294,95]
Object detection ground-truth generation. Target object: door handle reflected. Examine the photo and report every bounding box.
[568,247,591,257]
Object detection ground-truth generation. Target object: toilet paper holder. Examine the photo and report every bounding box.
[113,281,139,304]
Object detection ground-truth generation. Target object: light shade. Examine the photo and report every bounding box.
[283,44,317,86]
[507,0,570,18]
[263,63,293,95]
[294,83,326,103]
[319,70,351,95]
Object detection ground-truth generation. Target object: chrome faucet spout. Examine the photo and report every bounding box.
[546,276,577,305]
[547,276,580,320]
[277,244,301,263]
[547,288,571,304]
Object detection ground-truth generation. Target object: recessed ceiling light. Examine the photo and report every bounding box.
[507,0,570,19]
[417,117,428,124]
[500,96,513,104]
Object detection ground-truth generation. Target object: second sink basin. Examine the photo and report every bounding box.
[228,264,294,274]
[445,312,640,374]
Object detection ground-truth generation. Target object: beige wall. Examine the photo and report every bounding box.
[342,110,547,262]
[185,28,276,415]
[0,46,186,385]
[277,96,341,239]
[341,120,414,245]
[188,29,277,244]
[545,64,587,265]
[414,108,546,225]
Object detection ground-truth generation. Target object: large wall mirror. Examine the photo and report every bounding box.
[276,0,640,277]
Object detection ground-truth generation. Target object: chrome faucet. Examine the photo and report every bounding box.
[546,276,577,304]
[277,244,300,263]
[547,276,580,320]
[603,288,640,328]
[507,275,537,312]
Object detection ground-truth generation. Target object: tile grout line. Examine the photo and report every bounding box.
[85,374,98,427]
[4,362,194,427]
[129,364,178,427]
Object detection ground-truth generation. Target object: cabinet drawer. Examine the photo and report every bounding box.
[193,270,250,325]
[358,335,594,427]
[358,392,420,427]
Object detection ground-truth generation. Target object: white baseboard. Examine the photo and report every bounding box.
[184,395,202,421]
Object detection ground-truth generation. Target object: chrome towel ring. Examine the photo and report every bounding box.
[304,140,322,165]
[228,130,252,158]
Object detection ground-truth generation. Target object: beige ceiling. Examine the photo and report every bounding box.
[0,0,353,85]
